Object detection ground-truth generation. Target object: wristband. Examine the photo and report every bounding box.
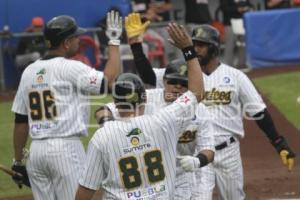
[13,159,23,166]
[182,46,197,61]
[108,39,120,46]
[196,153,209,167]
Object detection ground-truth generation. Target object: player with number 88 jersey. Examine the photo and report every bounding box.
[76,22,205,200]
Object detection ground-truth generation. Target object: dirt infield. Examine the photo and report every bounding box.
[1,65,300,200]
[241,65,300,199]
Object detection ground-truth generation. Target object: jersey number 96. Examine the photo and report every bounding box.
[29,90,57,121]
[119,150,165,189]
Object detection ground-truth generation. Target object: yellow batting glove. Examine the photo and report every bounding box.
[125,13,151,39]
[280,150,295,171]
[272,136,295,172]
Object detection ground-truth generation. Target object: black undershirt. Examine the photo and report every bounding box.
[254,108,280,142]
[130,43,156,87]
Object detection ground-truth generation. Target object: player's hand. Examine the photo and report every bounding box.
[272,136,296,171]
[106,10,122,46]
[125,13,150,39]
[11,163,31,188]
[167,22,193,49]
[177,155,200,172]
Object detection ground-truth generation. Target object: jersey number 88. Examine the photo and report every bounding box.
[119,150,165,189]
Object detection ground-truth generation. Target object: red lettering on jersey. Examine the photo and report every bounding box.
[180,96,190,104]
[90,76,97,84]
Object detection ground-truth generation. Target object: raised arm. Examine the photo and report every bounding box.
[167,23,204,102]
[125,13,156,87]
[103,11,122,91]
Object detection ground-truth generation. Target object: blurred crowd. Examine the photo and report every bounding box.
[1,0,300,74]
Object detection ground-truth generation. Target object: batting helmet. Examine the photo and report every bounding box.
[163,59,188,81]
[192,24,220,57]
[44,15,86,48]
[113,73,146,108]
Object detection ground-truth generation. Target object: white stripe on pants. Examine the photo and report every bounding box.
[26,138,85,200]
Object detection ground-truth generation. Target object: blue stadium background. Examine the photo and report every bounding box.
[0,0,130,89]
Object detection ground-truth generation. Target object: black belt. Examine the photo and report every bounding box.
[215,137,236,151]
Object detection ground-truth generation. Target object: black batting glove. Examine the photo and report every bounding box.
[11,164,31,188]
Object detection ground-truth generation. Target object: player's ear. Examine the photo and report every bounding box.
[63,39,70,49]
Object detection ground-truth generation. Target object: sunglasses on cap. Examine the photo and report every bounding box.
[166,79,188,88]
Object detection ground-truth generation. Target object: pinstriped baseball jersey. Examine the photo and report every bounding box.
[106,89,215,156]
[200,63,266,140]
[12,57,104,139]
[79,91,197,200]
[145,88,214,154]
[154,63,266,140]
[105,89,166,119]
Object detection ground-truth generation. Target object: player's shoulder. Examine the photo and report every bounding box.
[62,58,91,69]
[221,63,248,75]
[159,91,197,116]
[20,60,45,79]
[91,121,122,146]
[218,63,249,82]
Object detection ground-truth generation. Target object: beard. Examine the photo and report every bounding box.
[198,55,211,66]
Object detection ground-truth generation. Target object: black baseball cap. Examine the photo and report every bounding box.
[163,59,188,81]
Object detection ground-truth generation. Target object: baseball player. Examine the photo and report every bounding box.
[97,60,215,199]
[93,13,215,200]
[76,23,205,199]
[11,11,122,200]
[131,24,296,199]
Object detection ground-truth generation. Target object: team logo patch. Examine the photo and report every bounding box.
[130,136,140,146]
[195,28,207,38]
[126,128,142,137]
[37,75,44,83]
[124,128,151,154]
[127,128,141,146]
[36,68,46,75]
[223,76,230,84]
[178,130,197,143]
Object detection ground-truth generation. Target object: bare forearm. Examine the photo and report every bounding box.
[75,185,97,200]
[198,149,214,163]
[13,123,29,161]
[187,57,204,101]
[103,45,121,90]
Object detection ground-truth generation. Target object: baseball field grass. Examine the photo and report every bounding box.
[0,71,300,198]
[253,71,300,130]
